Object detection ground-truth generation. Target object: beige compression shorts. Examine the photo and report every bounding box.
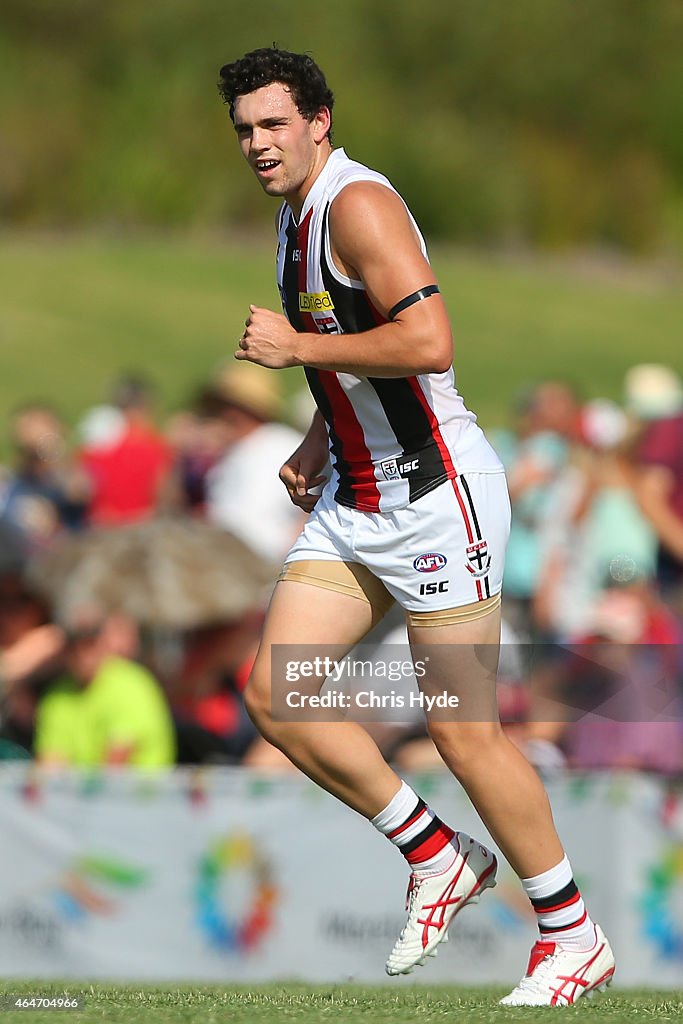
[279,560,501,627]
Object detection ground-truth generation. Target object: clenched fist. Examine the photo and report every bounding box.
[236,305,301,369]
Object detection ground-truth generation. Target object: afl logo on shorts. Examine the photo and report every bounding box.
[465,540,491,578]
[413,552,447,573]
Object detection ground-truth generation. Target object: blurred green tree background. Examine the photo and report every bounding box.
[2,0,682,252]
[1,1,681,441]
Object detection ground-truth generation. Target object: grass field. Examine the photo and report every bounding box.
[0,234,681,444]
[1,982,682,1024]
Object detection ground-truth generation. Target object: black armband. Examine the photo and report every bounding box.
[388,284,440,321]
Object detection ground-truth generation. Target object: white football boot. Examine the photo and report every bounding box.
[500,924,616,1006]
[385,831,497,976]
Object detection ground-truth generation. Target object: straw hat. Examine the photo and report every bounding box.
[213,361,283,422]
[624,364,683,421]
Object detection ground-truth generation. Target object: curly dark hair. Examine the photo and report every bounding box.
[218,47,334,140]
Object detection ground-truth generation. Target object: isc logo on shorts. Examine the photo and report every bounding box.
[413,552,447,573]
[419,580,449,595]
[299,291,335,312]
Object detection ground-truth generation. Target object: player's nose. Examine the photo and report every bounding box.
[250,126,270,153]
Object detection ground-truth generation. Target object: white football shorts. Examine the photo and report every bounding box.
[283,471,511,613]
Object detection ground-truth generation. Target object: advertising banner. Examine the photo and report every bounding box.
[0,767,681,986]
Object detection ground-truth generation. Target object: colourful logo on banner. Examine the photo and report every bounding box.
[639,842,683,960]
[194,833,279,953]
[53,855,148,922]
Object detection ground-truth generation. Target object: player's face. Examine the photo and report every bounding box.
[233,83,330,209]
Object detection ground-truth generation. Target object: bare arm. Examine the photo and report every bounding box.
[0,625,65,696]
[636,465,683,561]
[236,182,453,378]
[279,410,330,511]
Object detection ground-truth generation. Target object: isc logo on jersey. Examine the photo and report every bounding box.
[380,457,419,482]
[413,552,447,573]
[299,291,335,312]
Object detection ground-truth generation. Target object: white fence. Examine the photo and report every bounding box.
[0,767,681,987]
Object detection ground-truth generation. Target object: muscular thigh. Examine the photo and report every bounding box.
[249,579,376,703]
[408,605,502,728]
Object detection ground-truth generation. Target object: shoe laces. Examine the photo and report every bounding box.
[405,873,421,913]
[515,948,558,994]
[404,855,460,913]
[390,876,421,945]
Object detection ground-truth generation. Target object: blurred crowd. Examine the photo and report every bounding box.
[0,362,681,776]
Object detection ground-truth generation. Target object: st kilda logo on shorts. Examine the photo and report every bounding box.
[413,552,447,573]
[465,540,491,578]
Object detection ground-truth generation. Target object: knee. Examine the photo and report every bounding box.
[426,720,504,776]
[243,668,274,738]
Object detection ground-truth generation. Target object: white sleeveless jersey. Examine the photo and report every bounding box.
[276,148,502,513]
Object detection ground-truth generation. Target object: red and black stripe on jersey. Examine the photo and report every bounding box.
[319,204,452,504]
[365,379,454,503]
[280,207,362,508]
[282,200,451,509]
[279,210,305,331]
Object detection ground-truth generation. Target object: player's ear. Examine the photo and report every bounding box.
[311,106,331,143]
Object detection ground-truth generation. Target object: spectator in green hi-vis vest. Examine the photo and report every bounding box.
[34,610,175,768]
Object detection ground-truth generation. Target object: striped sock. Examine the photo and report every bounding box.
[522,855,596,951]
[371,781,456,876]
